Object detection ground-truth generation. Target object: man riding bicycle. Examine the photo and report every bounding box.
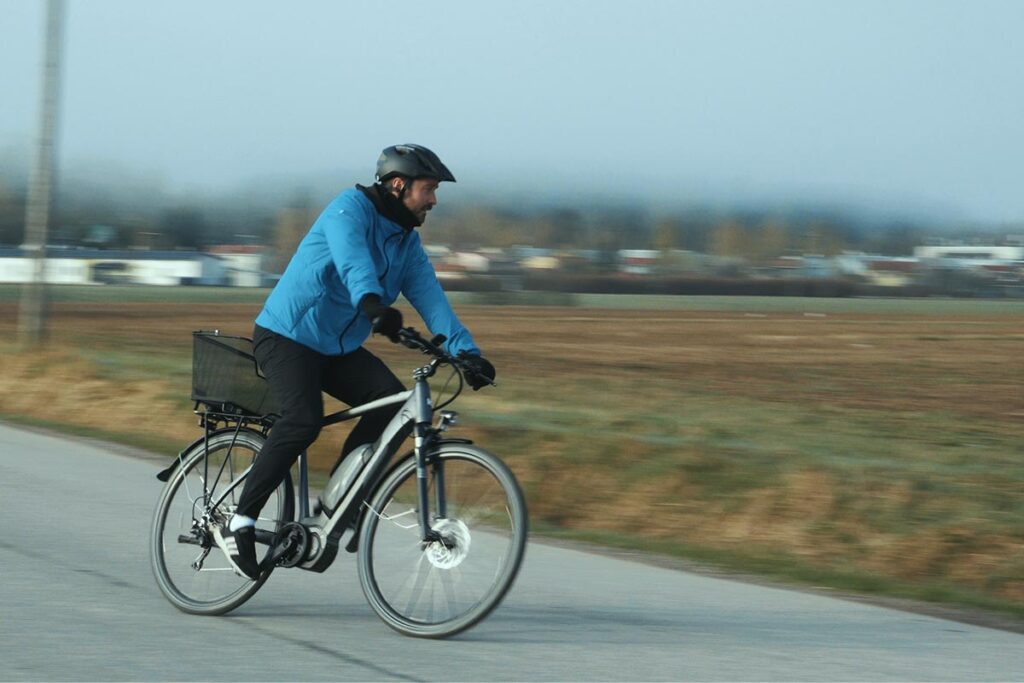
[215,144,495,579]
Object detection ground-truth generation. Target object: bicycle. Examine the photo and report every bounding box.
[149,327,528,638]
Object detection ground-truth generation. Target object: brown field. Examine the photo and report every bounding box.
[2,297,1023,610]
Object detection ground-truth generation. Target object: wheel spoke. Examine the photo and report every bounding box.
[403,553,433,616]
[440,567,459,620]
[358,448,527,637]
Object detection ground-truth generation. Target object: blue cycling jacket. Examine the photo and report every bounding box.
[255,188,479,357]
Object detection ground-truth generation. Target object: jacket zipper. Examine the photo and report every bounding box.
[378,230,405,283]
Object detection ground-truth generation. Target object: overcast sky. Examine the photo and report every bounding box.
[1,0,1022,223]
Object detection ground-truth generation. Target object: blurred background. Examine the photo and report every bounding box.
[1,0,1022,292]
[1,0,1022,617]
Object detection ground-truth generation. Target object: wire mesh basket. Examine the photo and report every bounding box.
[191,331,278,416]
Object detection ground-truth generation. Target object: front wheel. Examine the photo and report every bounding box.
[357,444,528,638]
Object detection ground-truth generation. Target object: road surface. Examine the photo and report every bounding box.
[1,422,1022,681]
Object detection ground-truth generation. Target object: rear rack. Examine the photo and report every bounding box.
[193,405,275,432]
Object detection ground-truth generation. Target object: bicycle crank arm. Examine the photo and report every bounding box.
[254,529,277,545]
[177,529,275,546]
[260,542,295,570]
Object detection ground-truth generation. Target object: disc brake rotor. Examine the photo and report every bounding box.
[426,518,471,569]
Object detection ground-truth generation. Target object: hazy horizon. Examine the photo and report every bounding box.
[2,1,1022,226]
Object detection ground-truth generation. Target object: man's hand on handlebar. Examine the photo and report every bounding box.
[391,326,496,390]
[458,352,496,390]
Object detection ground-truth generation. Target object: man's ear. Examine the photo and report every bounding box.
[388,177,406,196]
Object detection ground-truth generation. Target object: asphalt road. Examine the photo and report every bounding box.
[2,422,1023,682]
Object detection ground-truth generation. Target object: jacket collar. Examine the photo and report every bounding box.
[356,183,420,231]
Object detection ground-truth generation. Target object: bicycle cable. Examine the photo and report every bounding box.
[433,363,464,411]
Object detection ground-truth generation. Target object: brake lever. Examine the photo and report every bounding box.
[397,327,456,363]
[396,326,421,347]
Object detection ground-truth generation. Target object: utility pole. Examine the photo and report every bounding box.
[18,0,66,346]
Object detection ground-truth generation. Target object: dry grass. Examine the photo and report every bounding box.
[1,296,1023,607]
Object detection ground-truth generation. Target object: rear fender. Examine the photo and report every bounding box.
[155,427,262,482]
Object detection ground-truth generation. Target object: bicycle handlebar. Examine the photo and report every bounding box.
[393,327,495,388]
[395,326,449,357]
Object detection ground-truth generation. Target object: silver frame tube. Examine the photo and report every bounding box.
[320,387,427,538]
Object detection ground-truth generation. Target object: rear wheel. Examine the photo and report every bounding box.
[357,444,528,638]
[150,429,293,615]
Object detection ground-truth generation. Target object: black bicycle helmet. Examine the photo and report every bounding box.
[375,144,456,183]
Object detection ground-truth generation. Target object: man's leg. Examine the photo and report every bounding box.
[323,347,407,464]
[215,326,324,579]
[237,326,326,518]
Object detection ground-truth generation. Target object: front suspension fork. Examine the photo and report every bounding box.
[415,427,449,545]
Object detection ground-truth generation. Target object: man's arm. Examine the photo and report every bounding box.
[401,239,480,356]
[321,204,384,309]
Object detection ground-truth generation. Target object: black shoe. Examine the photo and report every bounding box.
[213,523,260,580]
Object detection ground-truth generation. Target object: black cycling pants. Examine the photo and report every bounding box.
[235,324,405,519]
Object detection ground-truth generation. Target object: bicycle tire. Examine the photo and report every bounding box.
[357,443,528,638]
[150,429,294,615]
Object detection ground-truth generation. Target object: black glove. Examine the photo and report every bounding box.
[458,352,496,390]
[359,294,403,342]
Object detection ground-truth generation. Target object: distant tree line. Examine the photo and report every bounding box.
[0,179,275,250]
[0,177,1015,265]
[421,204,957,261]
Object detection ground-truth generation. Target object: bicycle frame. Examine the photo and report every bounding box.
[170,328,478,574]
[293,359,455,572]
[154,327,523,635]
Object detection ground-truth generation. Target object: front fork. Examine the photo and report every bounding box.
[415,424,447,545]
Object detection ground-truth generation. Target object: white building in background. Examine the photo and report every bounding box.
[913,245,1024,262]
[618,249,660,275]
[0,248,227,286]
[206,245,267,287]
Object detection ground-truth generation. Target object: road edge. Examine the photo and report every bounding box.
[4,417,1022,636]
